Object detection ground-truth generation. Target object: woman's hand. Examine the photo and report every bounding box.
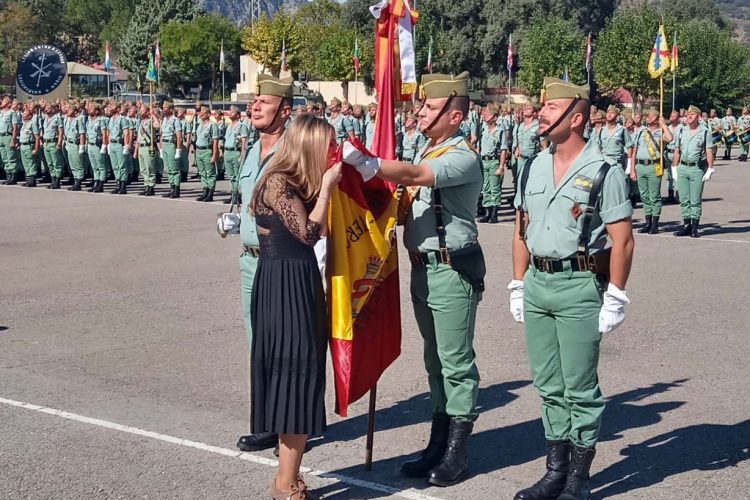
[322,161,343,194]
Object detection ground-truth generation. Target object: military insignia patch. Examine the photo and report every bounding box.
[573,175,593,192]
[570,202,582,220]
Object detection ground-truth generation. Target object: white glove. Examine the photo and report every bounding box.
[159,149,164,159]
[702,168,715,182]
[342,141,381,182]
[175,148,182,159]
[216,213,241,238]
[101,144,108,154]
[671,166,678,179]
[599,283,630,334]
[507,279,525,323]
[624,158,632,175]
[78,145,85,154]
[123,146,130,155]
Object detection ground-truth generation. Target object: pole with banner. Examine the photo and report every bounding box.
[648,24,671,178]
[353,35,361,105]
[671,31,679,111]
[507,33,513,106]
[585,32,592,87]
[220,40,226,103]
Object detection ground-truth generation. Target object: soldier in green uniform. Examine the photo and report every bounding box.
[228,75,293,455]
[401,114,427,163]
[721,107,736,161]
[18,106,40,187]
[125,104,138,183]
[596,105,631,171]
[107,102,129,194]
[513,103,541,179]
[365,103,377,150]
[63,105,86,191]
[707,109,722,160]
[665,110,684,203]
[85,103,107,192]
[672,105,715,238]
[345,71,483,488]
[41,104,64,189]
[0,97,21,185]
[510,77,635,500]
[327,98,355,144]
[194,106,219,202]
[160,102,183,199]
[736,107,750,162]
[476,103,508,223]
[630,108,673,234]
[176,107,190,182]
[222,105,248,205]
[215,109,227,180]
[134,106,157,196]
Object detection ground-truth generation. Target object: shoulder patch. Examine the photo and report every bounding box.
[573,175,594,192]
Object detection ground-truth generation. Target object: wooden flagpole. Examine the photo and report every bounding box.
[365,385,377,470]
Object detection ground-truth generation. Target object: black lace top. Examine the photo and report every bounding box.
[254,174,322,260]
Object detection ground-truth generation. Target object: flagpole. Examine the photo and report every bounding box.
[660,75,664,165]
[672,31,677,111]
[365,385,377,470]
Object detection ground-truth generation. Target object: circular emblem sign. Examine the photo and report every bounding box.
[16,45,67,96]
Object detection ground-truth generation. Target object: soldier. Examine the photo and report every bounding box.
[176,107,191,183]
[222,105,248,205]
[328,98,355,144]
[160,102,183,198]
[190,102,202,180]
[107,102,129,195]
[232,75,294,455]
[665,110,684,203]
[151,107,164,184]
[708,109,722,160]
[41,104,64,189]
[672,105,715,238]
[215,109,227,180]
[513,103,542,175]
[401,114,427,163]
[345,71,484,487]
[365,103,377,150]
[134,106,157,196]
[243,103,258,151]
[193,105,219,202]
[476,103,508,223]
[352,104,366,142]
[18,106,41,187]
[510,77,634,500]
[721,107,736,160]
[63,104,86,191]
[125,104,138,183]
[0,96,21,184]
[342,100,359,140]
[736,107,750,162]
[85,103,108,193]
[596,105,631,171]
[630,108,673,234]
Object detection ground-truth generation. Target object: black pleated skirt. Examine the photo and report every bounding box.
[250,256,327,436]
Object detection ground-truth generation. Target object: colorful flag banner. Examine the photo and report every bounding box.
[145,46,158,83]
[671,31,679,72]
[353,37,361,73]
[104,42,112,71]
[426,36,433,74]
[507,33,514,73]
[155,42,161,71]
[280,39,288,72]
[585,33,593,72]
[220,40,226,72]
[370,0,418,100]
[648,24,671,79]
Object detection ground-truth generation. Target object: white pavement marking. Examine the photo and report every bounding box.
[0,396,445,500]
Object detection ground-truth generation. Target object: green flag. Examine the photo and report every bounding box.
[146,46,158,83]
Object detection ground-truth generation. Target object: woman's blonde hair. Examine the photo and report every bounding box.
[251,114,334,213]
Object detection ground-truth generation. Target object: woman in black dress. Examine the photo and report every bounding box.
[250,114,341,499]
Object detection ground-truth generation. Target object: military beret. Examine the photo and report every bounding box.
[256,74,294,99]
[162,101,173,109]
[646,107,660,117]
[330,97,342,106]
[419,71,470,100]
[539,77,590,103]
[607,105,619,114]
[688,105,701,114]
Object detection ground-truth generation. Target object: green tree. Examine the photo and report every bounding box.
[0,3,42,78]
[517,16,587,97]
[63,0,136,63]
[160,14,241,96]
[314,24,369,99]
[294,0,341,75]
[241,12,303,77]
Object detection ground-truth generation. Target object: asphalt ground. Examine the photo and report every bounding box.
[1,156,749,499]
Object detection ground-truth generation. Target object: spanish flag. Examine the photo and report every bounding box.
[648,24,671,79]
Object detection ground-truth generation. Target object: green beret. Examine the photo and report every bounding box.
[540,77,589,103]
[607,105,619,114]
[419,71,469,100]
[256,74,294,99]
[688,105,701,114]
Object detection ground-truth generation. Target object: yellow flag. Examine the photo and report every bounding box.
[648,25,671,79]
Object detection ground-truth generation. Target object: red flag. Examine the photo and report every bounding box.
[507,33,514,73]
[585,33,593,72]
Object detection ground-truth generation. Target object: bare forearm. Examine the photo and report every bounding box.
[377,159,434,186]
[512,212,530,280]
[608,231,634,289]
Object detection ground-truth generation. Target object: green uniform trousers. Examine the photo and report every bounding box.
[240,252,259,344]
[480,159,502,207]
[677,164,706,220]
[524,266,605,448]
[138,147,156,187]
[636,163,663,216]
[224,150,241,192]
[88,145,106,181]
[20,145,37,177]
[156,155,164,176]
[196,149,216,189]
[179,146,189,174]
[109,144,127,182]
[0,136,17,176]
[411,257,481,422]
[82,148,91,177]
[43,143,63,178]
[664,151,676,192]
[65,143,84,180]
[162,143,179,186]
[125,147,134,177]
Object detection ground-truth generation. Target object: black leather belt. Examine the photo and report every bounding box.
[682,161,702,167]
[224,147,241,152]
[482,155,497,161]
[409,249,451,266]
[88,142,101,146]
[196,146,210,150]
[20,142,34,146]
[637,159,655,165]
[532,251,610,275]
[0,133,10,137]
[110,140,123,145]
[242,244,260,258]
[66,140,78,145]
[44,139,57,144]
[163,139,176,144]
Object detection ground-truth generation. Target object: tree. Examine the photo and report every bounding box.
[517,16,587,97]
[314,24,368,99]
[620,0,729,29]
[0,3,42,78]
[63,0,136,63]
[160,14,241,96]
[294,0,341,75]
[241,12,303,77]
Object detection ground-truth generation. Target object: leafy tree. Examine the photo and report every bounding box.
[63,0,136,63]
[619,0,729,29]
[160,14,241,95]
[241,12,303,77]
[294,0,341,75]
[517,16,587,97]
[314,23,371,99]
[0,3,42,78]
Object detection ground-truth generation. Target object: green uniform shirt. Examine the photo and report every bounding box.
[404,133,482,253]
[242,118,257,147]
[721,116,736,132]
[86,116,107,144]
[708,117,721,132]
[737,115,750,131]
[402,130,427,161]
[108,115,127,143]
[0,109,20,134]
[160,115,179,142]
[239,140,282,247]
[514,140,633,259]
[180,118,191,139]
[676,126,712,163]
[223,120,248,149]
[479,124,507,157]
[19,119,39,144]
[328,114,353,143]
[633,127,665,162]
[195,120,218,148]
[596,124,631,165]
[42,114,62,141]
[137,118,155,146]
[365,119,376,150]
[64,115,84,142]
[667,123,684,153]
[514,120,541,157]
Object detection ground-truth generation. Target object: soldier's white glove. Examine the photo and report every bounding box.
[159,149,164,159]
[599,283,630,334]
[101,144,108,154]
[78,145,85,154]
[508,279,525,323]
[342,141,380,182]
[624,158,632,175]
[702,168,715,182]
[671,166,678,179]
[216,213,241,238]
[175,148,182,159]
[123,145,130,155]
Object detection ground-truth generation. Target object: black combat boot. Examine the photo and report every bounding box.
[87,180,97,192]
[26,177,37,188]
[476,206,492,223]
[400,413,450,478]
[145,185,155,196]
[118,181,127,195]
[4,173,17,185]
[203,187,214,202]
[513,440,571,500]
[488,206,499,224]
[217,170,225,181]
[667,189,676,204]
[52,177,61,189]
[557,446,596,500]
[155,173,162,184]
[196,188,208,201]
[690,219,700,238]
[181,171,188,182]
[48,176,56,189]
[638,215,652,234]
[237,432,278,452]
[674,219,692,237]
[170,185,180,198]
[68,179,82,191]
[162,185,175,198]
[649,216,660,234]
[427,419,473,487]
[111,182,121,194]
[95,180,105,192]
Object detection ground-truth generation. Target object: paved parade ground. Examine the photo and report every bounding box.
[1,158,749,499]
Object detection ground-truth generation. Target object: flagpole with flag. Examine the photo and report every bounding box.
[220,40,226,102]
[426,36,433,74]
[648,24,671,177]
[155,42,161,92]
[507,33,513,106]
[104,42,112,98]
[145,45,159,152]
[585,33,593,86]
[671,30,679,111]
[353,36,361,104]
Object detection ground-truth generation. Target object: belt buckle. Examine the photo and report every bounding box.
[439,248,451,265]
[538,258,553,274]
[576,254,589,272]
